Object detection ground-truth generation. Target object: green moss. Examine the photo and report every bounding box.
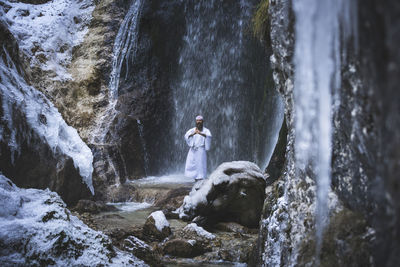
[252,0,270,41]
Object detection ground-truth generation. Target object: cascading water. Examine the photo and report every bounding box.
[90,0,146,178]
[292,0,357,259]
[167,0,284,174]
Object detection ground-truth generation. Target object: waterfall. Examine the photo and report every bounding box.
[292,0,357,258]
[92,0,142,145]
[167,0,284,174]
[90,0,144,179]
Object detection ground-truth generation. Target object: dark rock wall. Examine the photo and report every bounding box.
[113,0,185,176]
[258,0,400,266]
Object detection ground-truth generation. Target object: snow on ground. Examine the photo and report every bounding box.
[149,210,169,232]
[108,201,152,212]
[0,174,147,266]
[0,47,94,193]
[1,0,94,80]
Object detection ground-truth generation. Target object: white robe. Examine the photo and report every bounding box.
[184,127,212,179]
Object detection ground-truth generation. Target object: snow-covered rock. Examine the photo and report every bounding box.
[2,0,94,80]
[182,223,215,240]
[123,235,161,266]
[177,161,267,228]
[0,22,94,205]
[143,210,171,241]
[0,174,146,266]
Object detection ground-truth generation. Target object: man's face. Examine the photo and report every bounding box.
[196,119,203,129]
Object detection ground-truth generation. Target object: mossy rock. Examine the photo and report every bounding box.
[298,208,373,267]
[252,0,270,42]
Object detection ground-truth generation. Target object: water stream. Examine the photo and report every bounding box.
[91,0,142,144]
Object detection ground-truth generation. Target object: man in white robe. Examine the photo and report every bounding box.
[184,115,212,180]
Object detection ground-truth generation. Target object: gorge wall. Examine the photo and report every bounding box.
[1,0,399,266]
[1,0,284,202]
[257,0,400,266]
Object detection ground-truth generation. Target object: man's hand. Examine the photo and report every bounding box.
[195,128,206,137]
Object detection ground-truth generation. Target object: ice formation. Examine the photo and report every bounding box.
[0,174,146,266]
[0,48,94,194]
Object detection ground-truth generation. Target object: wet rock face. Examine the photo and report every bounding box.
[178,161,267,228]
[123,235,162,266]
[110,0,186,176]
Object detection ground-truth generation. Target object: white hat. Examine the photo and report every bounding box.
[196,115,203,120]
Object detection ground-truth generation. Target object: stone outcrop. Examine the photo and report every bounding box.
[163,238,207,258]
[256,0,400,266]
[0,175,145,266]
[178,161,267,228]
[0,21,93,206]
[123,235,161,266]
[143,210,171,241]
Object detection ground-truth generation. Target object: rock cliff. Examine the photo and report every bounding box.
[256,0,400,266]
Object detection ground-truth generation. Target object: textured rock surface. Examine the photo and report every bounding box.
[0,175,146,266]
[0,20,93,206]
[163,238,206,258]
[257,0,400,266]
[143,210,171,241]
[123,235,161,266]
[178,161,267,228]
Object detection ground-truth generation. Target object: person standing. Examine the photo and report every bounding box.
[184,115,212,181]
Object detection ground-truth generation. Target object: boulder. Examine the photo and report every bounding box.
[155,187,191,210]
[163,239,206,258]
[0,175,144,266]
[181,223,216,241]
[177,161,267,228]
[143,211,171,241]
[123,235,161,266]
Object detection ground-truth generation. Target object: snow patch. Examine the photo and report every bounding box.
[0,174,146,266]
[1,0,94,80]
[184,223,215,240]
[149,210,169,232]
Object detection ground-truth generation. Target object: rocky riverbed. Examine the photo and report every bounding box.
[72,162,265,266]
